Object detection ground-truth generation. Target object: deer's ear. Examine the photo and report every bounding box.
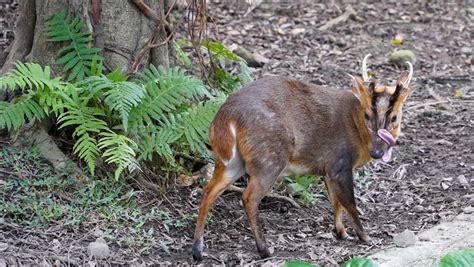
[394,72,411,102]
[396,71,411,89]
[350,75,371,107]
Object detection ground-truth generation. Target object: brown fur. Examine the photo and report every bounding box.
[192,74,411,261]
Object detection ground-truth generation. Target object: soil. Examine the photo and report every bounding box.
[1,0,473,266]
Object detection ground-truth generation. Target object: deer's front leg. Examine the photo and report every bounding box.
[327,165,370,242]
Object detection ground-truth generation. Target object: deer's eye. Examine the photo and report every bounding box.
[391,115,397,123]
[364,112,370,120]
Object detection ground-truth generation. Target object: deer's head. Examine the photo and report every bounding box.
[351,54,413,162]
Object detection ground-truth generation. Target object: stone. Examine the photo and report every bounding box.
[462,206,474,214]
[460,47,472,55]
[389,50,417,66]
[87,238,110,259]
[457,174,468,186]
[393,229,418,247]
[413,205,424,213]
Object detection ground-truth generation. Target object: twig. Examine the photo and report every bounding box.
[369,20,411,25]
[405,100,449,111]
[228,185,301,209]
[318,5,356,31]
[127,0,176,74]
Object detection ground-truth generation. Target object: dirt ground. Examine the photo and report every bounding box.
[1,0,473,266]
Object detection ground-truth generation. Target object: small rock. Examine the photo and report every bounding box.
[0,258,6,267]
[457,174,469,186]
[462,206,474,214]
[393,229,418,247]
[389,50,417,66]
[413,205,424,213]
[460,47,472,55]
[87,238,110,259]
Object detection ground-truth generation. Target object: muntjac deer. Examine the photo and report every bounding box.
[192,55,413,260]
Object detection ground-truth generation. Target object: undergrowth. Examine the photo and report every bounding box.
[0,145,193,254]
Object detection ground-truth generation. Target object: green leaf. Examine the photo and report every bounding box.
[46,12,101,81]
[285,260,318,267]
[342,257,379,267]
[202,40,240,61]
[439,249,474,267]
[287,183,306,195]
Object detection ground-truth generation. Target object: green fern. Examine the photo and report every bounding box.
[46,11,101,81]
[79,75,145,131]
[129,65,208,128]
[175,97,224,156]
[98,130,140,180]
[55,87,108,175]
[136,124,177,163]
[0,62,64,94]
[0,97,45,131]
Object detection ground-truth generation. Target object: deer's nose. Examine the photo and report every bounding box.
[370,150,384,159]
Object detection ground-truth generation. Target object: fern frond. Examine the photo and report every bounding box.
[175,97,225,156]
[79,75,145,130]
[55,90,108,175]
[73,133,100,174]
[136,124,178,163]
[46,12,102,81]
[0,96,45,131]
[129,65,209,128]
[0,62,64,94]
[98,130,140,180]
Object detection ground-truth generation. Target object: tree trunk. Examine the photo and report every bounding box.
[1,0,172,182]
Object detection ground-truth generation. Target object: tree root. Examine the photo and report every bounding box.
[15,120,85,187]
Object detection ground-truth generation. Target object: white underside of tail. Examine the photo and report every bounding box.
[222,123,245,181]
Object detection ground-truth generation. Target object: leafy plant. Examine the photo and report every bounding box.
[439,249,474,267]
[46,11,102,81]
[202,40,252,93]
[342,257,379,267]
[285,175,322,206]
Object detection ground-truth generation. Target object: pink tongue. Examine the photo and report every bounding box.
[382,147,393,162]
[377,129,396,147]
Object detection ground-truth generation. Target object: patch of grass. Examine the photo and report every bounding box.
[0,144,193,252]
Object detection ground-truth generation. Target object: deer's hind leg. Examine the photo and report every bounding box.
[242,153,288,259]
[192,152,245,261]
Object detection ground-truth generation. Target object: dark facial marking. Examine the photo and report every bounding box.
[370,81,380,129]
[389,84,402,108]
